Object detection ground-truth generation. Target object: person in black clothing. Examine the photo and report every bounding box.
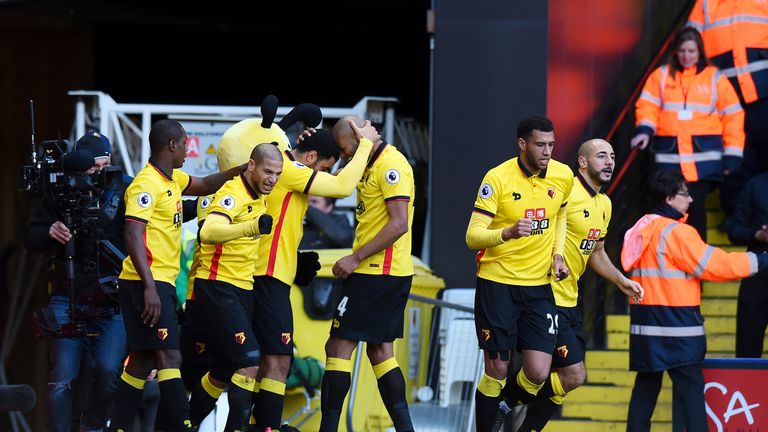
[24,132,129,432]
[299,196,354,249]
[725,172,768,358]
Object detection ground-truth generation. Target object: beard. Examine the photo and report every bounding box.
[587,165,610,186]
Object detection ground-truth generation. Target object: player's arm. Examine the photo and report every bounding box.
[199,212,272,244]
[306,138,373,198]
[185,164,247,196]
[332,200,409,279]
[588,240,644,303]
[124,220,161,326]
[465,212,532,249]
[552,177,574,281]
[551,201,569,281]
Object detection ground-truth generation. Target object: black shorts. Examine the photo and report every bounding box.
[195,279,260,370]
[329,273,412,344]
[474,277,557,354]
[180,294,210,367]
[119,279,181,352]
[551,306,586,368]
[252,276,294,355]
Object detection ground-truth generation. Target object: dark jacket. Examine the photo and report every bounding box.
[24,174,131,297]
[299,207,354,250]
[726,173,768,254]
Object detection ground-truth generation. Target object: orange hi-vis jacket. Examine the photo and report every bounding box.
[621,214,758,372]
[636,64,745,181]
[688,0,768,104]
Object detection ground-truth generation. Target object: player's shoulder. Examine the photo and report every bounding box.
[546,159,574,181]
[128,166,161,192]
[379,144,412,169]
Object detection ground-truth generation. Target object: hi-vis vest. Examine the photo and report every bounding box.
[635,64,745,182]
[621,214,757,372]
[688,0,768,104]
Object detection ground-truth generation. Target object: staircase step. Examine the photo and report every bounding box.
[701,298,737,316]
[707,210,724,228]
[585,350,628,369]
[587,370,672,387]
[566,385,671,404]
[563,402,671,422]
[702,281,740,298]
[720,245,746,253]
[707,228,730,245]
[547,420,671,432]
[606,315,629,333]
[706,189,720,208]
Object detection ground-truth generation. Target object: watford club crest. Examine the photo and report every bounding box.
[557,345,569,358]
[547,187,556,199]
[332,319,340,328]
[157,328,169,341]
[281,332,292,345]
[481,329,491,342]
[234,332,246,345]
[195,342,206,354]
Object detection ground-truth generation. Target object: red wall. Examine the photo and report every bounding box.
[547,0,643,159]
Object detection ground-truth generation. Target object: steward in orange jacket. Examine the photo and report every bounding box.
[634,30,745,182]
[620,170,768,431]
[633,27,744,241]
[688,0,768,105]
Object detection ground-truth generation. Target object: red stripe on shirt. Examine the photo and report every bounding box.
[208,244,224,280]
[266,192,293,276]
[143,230,153,268]
[475,249,486,275]
[382,245,394,275]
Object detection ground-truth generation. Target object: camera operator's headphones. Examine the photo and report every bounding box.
[216,95,322,171]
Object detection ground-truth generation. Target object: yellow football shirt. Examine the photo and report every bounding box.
[552,174,612,307]
[120,161,191,285]
[353,143,415,276]
[254,140,373,285]
[195,174,267,290]
[185,195,214,300]
[472,157,574,286]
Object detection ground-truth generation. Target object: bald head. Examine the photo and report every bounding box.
[250,142,283,164]
[332,116,366,160]
[578,138,615,188]
[578,138,612,159]
[247,142,283,195]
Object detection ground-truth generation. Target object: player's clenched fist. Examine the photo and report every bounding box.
[502,218,533,240]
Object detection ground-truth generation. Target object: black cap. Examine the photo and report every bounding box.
[75,132,111,158]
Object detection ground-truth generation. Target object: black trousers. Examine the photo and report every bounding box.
[626,364,707,432]
[686,180,714,242]
[722,97,768,215]
[736,272,768,358]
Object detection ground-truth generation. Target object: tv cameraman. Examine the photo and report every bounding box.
[24,132,128,432]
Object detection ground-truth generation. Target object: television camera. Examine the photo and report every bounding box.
[21,129,127,339]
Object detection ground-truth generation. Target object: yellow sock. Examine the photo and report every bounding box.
[477,373,506,397]
[120,370,145,390]
[326,357,353,372]
[260,377,286,396]
[372,357,399,379]
[201,372,225,398]
[549,371,567,405]
[231,373,257,391]
[516,369,544,396]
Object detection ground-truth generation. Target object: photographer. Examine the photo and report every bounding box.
[24,132,128,432]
